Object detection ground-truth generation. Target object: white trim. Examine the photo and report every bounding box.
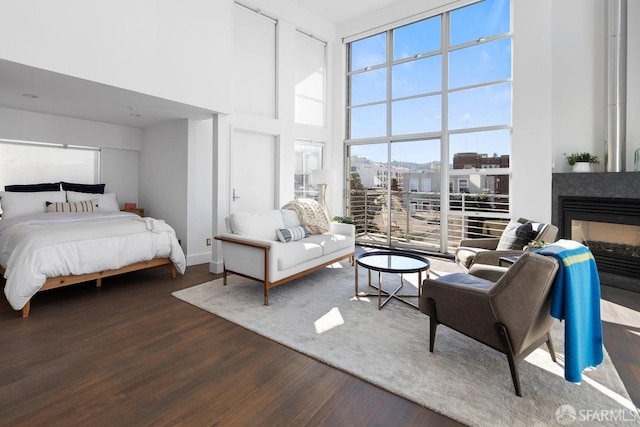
[234,1,277,24]
[342,0,479,44]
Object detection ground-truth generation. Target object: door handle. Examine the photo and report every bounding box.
[233,189,241,201]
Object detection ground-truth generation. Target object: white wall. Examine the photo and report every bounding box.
[510,0,554,222]
[209,1,337,273]
[0,107,142,205]
[628,0,640,171]
[140,120,188,253]
[187,118,213,265]
[101,148,139,207]
[0,107,141,150]
[0,0,233,114]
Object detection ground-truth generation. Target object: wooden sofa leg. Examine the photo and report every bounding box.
[264,281,269,306]
[223,269,227,286]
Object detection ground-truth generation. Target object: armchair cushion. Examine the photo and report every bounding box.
[496,219,535,250]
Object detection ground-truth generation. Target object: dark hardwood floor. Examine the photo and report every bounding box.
[0,263,638,426]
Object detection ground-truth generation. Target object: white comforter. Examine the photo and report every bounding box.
[0,211,186,310]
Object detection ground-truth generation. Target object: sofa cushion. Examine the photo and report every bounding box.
[276,225,309,243]
[277,241,323,270]
[229,210,286,241]
[281,209,301,228]
[304,233,354,256]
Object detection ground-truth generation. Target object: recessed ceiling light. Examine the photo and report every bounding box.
[22,93,39,99]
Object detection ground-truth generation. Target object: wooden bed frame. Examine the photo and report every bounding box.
[1,258,176,317]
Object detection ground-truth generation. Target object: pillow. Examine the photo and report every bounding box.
[281,209,302,228]
[0,190,66,219]
[46,199,98,213]
[66,191,120,212]
[276,225,309,243]
[229,211,286,241]
[61,182,106,194]
[5,182,60,192]
[496,220,535,250]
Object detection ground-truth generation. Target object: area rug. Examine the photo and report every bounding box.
[172,260,637,426]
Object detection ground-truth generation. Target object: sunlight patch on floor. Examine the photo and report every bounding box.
[525,344,638,412]
[314,307,344,334]
[600,299,640,329]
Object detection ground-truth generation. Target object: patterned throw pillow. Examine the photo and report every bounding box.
[496,220,535,250]
[276,225,310,243]
[46,199,98,213]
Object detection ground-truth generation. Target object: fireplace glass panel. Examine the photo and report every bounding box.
[571,220,640,258]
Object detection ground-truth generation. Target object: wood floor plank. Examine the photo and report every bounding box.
[1,262,638,426]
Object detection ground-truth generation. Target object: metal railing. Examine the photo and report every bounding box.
[348,189,510,254]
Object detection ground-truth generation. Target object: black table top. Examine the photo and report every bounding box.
[356,250,430,274]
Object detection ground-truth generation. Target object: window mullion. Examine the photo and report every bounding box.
[440,10,451,252]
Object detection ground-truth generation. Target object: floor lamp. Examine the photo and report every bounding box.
[310,169,336,216]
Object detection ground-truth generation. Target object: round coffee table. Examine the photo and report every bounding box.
[355,250,430,310]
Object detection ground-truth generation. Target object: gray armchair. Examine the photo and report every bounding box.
[420,252,560,396]
[455,217,558,272]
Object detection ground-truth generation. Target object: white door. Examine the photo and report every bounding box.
[230,129,277,213]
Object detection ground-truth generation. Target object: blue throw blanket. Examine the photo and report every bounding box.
[538,239,603,382]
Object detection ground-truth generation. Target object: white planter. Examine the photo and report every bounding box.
[572,162,592,172]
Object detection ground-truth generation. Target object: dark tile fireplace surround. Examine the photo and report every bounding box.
[552,172,640,292]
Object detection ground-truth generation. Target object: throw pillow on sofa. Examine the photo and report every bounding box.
[276,225,310,243]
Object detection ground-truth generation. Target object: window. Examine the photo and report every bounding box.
[0,139,100,191]
[294,140,324,199]
[233,3,277,118]
[346,0,511,252]
[295,30,327,126]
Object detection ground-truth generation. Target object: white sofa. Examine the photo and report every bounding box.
[215,209,355,305]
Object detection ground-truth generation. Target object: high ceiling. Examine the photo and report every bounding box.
[0,1,401,129]
[293,0,401,24]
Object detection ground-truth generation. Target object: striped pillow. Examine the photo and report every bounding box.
[46,199,98,213]
[276,225,309,243]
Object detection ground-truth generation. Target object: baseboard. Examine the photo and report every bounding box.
[209,260,224,274]
[186,252,211,267]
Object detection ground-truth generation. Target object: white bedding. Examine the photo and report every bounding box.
[0,211,186,310]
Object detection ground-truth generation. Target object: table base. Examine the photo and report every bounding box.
[355,265,425,310]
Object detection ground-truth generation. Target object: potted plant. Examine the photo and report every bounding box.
[332,215,355,224]
[523,240,549,251]
[564,152,600,172]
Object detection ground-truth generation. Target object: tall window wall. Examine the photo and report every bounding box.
[346,0,511,252]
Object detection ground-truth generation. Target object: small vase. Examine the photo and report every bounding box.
[572,162,591,173]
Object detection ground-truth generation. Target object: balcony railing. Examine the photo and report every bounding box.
[348,189,510,254]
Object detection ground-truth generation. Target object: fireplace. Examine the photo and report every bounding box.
[552,172,640,292]
[560,196,640,280]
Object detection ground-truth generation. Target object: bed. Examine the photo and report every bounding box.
[0,188,186,317]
